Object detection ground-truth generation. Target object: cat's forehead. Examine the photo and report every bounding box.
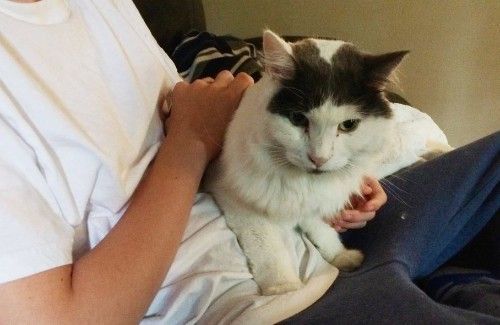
[269,39,364,116]
[268,38,391,119]
[308,103,362,126]
[293,38,347,63]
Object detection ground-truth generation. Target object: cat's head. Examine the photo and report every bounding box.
[261,30,407,174]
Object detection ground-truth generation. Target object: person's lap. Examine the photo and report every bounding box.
[282,132,499,324]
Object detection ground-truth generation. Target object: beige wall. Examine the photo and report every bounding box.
[203,0,499,147]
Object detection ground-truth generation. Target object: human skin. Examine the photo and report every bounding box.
[331,176,387,232]
[0,71,254,324]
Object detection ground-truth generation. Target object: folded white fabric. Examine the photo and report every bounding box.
[87,103,450,325]
[374,103,451,178]
[142,194,337,325]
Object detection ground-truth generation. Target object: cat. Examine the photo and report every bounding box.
[204,30,408,295]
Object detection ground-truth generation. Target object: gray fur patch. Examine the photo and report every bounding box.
[268,40,395,122]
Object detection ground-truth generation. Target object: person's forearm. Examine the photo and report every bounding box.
[0,71,253,325]
[69,135,209,323]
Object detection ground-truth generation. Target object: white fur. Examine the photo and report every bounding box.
[205,35,396,295]
[205,73,377,295]
[312,39,346,62]
[262,30,295,80]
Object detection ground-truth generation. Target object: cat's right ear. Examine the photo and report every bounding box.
[262,30,295,80]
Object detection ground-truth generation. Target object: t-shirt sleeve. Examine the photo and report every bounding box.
[0,119,74,284]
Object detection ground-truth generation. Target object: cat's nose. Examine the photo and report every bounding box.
[308,154,328,168]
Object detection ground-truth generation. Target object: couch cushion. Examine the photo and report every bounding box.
[133,0,206,55]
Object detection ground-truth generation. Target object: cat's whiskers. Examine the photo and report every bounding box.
[386,173,416,186]
[379,178,412,208]
[261,144,294,170]
[271,159,290,166]
[281,84,305,95]
[281,85,306,101]
[383,177,411,195]
[341,161,357,176]
[326,160,412,208]
[272,157,295,170]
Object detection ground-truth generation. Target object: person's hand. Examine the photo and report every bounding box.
[165,71,254,162]
[329,176,387,232]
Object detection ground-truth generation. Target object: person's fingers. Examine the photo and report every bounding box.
[328,178,387,233]
[358,211,376,221]
[230,72,254,93]
[333,217,367,230]
[340,210,376,223]
[162,89,174,119]
[168,81,189,116]
[172,80,189,92]
[345,221,367,229]
[200,77,215,83]
[334,225,347,233]
[213,70,234,87]
[362,183,373,195]
[191,78,211,88]
[330,210,373,231]
[340,210,358,222]
[364,176,382,192]
[348,194,366,210]
[355,176,386,212]
[363,178,387,211]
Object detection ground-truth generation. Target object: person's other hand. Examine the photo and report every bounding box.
[330,176,387,232]
[166,71,254,162]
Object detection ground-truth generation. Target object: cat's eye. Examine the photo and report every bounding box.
[338,119,360,133]
[289,112,309,129]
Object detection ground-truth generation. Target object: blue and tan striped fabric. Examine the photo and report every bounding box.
[171,31,263,82]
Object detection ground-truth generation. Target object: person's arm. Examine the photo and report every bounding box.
[0,71,253,324]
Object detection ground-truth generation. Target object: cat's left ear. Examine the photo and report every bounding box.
[262,30,295,80]
[363,51,409,90]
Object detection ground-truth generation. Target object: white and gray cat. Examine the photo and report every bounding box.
[205,31,408,295]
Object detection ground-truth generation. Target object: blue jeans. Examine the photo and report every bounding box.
[283,132,500,324]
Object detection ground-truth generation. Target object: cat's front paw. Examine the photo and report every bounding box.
[331,249,364,272]
[261,280,304,296]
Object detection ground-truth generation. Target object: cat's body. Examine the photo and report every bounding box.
[205,31,408,295]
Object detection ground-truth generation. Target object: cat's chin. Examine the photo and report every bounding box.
[285,162,327,174]
[309,169,328,175]
[306,163,352,175]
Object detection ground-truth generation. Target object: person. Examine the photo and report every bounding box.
[0,1,498,324]
[0,1,386,323]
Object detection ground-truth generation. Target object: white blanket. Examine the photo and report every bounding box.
[88,103,449,325]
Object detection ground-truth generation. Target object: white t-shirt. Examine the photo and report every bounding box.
[0,0,179,283]
[0,1,339,324]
